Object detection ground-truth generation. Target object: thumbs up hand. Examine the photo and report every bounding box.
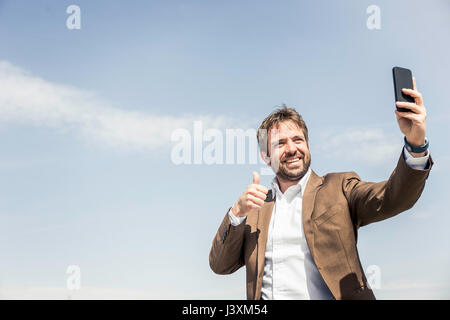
[231,171,269,218]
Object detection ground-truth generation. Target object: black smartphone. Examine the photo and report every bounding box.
[392,66,414,112]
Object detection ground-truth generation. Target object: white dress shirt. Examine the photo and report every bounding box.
[228,147,430,299]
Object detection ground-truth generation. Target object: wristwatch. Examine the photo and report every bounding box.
[404,136,429,153]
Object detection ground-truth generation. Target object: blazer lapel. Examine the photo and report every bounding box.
[302,169,323,259]
[255,190,275,292]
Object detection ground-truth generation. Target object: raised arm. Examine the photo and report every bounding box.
[343,151,433,228]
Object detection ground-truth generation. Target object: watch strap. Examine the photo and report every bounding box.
[404,136,429,153]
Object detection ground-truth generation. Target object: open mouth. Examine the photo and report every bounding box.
[284,157,302,165]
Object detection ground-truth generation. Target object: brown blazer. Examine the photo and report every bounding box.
[209,151,433,300]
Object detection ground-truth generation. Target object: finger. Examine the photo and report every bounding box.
[247,202,261,210]
[252,171,260,185]
[402,88,423,106]
[248,188,267,200]
[413,76,417,91]
[394,110,424,123]
[247,194,264,207]
[395,101,423,114]
[401,88,422,99]
[254,184,269,194]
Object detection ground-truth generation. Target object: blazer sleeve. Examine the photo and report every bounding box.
[343,151,434,228]
[209,207,246,274]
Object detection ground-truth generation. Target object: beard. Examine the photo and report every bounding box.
[273,153,311,182]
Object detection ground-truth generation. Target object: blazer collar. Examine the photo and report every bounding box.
[270,167,312,201]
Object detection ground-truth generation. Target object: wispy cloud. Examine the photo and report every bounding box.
[0,61,248,152]
[315,127,402,166]
[0,60,409,164]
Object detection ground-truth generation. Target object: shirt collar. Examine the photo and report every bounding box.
[270,166,312,199]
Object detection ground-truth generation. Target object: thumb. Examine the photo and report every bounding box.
[252,171,260,185]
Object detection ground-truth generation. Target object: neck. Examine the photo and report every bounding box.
[276,167,310,193]
[276,176,301,194]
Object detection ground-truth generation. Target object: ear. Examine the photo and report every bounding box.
[260,151,271,166]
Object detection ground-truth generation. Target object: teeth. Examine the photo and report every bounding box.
[286,158,300,163]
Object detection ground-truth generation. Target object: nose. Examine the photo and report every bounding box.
[286,139,297,153]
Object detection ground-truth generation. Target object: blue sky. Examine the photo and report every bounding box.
[0,0,449,299]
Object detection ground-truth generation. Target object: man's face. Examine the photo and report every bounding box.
[265,120,311,182]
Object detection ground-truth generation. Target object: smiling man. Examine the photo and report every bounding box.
[209,78,434,300]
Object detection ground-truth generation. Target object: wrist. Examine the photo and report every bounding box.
[231,204,241,217]
[406,137,425,146]
[404,136,429,155]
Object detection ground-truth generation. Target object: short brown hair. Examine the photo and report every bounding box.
[257,104,309,155]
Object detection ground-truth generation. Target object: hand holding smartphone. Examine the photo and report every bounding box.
[392,67,428,151]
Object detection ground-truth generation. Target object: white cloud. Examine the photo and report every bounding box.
[315,127,402,166]
[0,61,247,152]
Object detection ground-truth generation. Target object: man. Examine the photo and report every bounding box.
[209,77,433,300]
